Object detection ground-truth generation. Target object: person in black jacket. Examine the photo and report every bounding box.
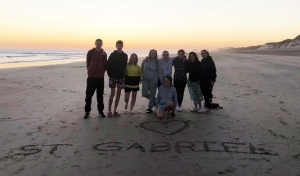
[173,49,188,112]
[187,52,203,113]
[199,50,217,113]
[106,40,128,117]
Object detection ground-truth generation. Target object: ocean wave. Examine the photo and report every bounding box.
[6,55,37,58]
[0,57,82,64]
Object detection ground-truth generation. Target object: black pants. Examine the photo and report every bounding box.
[200,82,213,108]
[174,80,187,106]
[85,77,104,112]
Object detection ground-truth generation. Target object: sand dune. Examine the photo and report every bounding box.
[220,34,300,55]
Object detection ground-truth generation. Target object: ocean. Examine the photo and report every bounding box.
[0,48,170,66]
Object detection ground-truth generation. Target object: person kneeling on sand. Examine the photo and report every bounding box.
[156,76,178,118]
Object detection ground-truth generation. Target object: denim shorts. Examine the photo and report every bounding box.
[157,103,166,109]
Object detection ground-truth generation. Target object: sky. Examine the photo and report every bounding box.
[0,0,300,50]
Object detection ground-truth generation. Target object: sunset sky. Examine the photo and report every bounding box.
[1,0,300,50]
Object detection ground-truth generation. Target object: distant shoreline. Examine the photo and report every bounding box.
[218,49,300,56]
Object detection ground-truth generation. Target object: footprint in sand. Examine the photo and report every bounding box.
[279,120,288,125]
[280,108,288,113]
[292,154,300,160]
[26,132,34,136]
[45,121,53,125]
[268,130,287,139]
[71,165,81,170]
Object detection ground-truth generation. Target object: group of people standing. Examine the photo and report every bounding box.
[84,39,217,119]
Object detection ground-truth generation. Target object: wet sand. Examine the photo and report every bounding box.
[0,52,299,175]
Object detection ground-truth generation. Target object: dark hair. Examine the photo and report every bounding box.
[95,39,102,43]
[116,40,123,46]
[201,50,210,56]
[188,52,199,62]
[177,49,185,54]
[162,50,169,55]
[164,75,172,86]
[128,53,138,65]
[148,49,158,60]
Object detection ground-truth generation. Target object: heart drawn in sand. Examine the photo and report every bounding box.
[139,120,190,135]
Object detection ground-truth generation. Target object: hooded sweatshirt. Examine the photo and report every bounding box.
[106,50,128,80]
[156,85,178,107]
[86,48,107,78]
[141,59,163,83]
[200,56,217,83]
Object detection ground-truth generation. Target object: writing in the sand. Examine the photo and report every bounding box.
[93,141,277,155]
[2,141,277,160]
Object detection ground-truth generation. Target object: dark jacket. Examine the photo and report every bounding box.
[187,60,201,82]
[200,56,217,83]
[173,57,188,82]
[106,50,128,79]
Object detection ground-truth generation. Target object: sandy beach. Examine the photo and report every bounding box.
[0,52,300,175]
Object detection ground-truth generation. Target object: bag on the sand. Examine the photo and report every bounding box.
[210,103,223,109]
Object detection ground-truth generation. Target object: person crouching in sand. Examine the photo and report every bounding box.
[156,76,178,119]
[124,53,142,114]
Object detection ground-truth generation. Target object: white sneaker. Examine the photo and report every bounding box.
[177,106,181,112]
[190,106,198,112]
[198,107,203,113]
